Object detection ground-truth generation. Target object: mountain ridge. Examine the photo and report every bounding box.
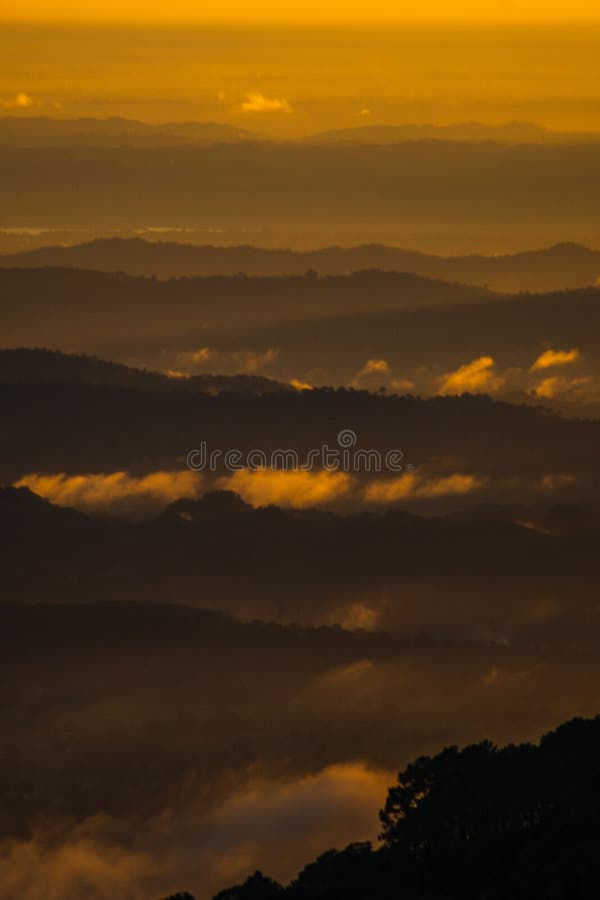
[4,116,600,147]
[2,237,599,292]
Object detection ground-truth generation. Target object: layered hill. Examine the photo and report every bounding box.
[2,238,600,292]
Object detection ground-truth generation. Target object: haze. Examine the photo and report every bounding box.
[3,24,600,134]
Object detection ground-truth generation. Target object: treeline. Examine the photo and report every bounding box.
[0,348,289,395]
[0,265,492,341]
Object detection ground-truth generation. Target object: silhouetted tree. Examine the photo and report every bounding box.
[213,871,283,899]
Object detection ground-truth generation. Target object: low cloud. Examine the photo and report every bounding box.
[16,466,576,519]
[353,359,390,384]
[352,359,415,394]
[362,360,390,377]
[331,602,382,631]
[0,92,34,109]
[15,471,203,518]
[364,472,484,503]
[531,348,580,371]
[240,93,292,113]
[0,830,157,900]
[203,763,390,886]
[219,469,352,509]
[173,347,279,376]
[533,375,593,400]
[0,763,391,900]
[537,473,577,491]
[438,356,504,395]
[344,351,594,404]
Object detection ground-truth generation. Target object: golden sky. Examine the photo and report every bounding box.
[4,0,600,21]
[3,21,600,134]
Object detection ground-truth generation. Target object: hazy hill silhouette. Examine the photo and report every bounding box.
[0,267,495,349]
[3,238,599,292]
[0,348,290,395]
[2,485,599,640]
[224,285,600,392]
[2,270,599,397]
[0,116,257,146]
[309,120,600,145]
[3,117,600,149]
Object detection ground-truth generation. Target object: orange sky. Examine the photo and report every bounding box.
[4,0,600,21]
[3,20,600,134]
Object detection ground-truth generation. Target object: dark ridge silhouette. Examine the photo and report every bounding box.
[160,894,196,900]
[2,238,600,292]
[2,377,599,487]
[211,714,600,899]
[2,485,599,640]
[0,265,495,335]
[214,872,282,899]
[159,894,196,900]
[0,348,291,395]
[168,490,254,521]
[0,600,406,664]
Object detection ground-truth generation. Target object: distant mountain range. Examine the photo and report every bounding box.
[308,120,600,145]
[2,480,599,615]
[2,238,599,292]
[2,116,600,147]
